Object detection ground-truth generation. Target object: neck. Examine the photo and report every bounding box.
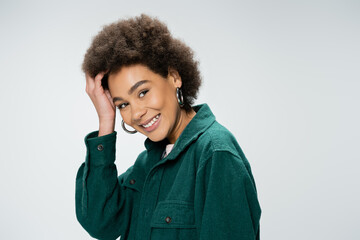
[167,108,196,144]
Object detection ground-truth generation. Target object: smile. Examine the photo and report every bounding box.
[142,114,161,132]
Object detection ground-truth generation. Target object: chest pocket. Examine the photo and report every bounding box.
[150,200,196,229]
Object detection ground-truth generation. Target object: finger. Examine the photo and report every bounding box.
[85,72,94,91]
[94,72,106,90]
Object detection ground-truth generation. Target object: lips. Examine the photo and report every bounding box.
[139,114,156,126]
[140,114,160,127]
[141,114,161,132]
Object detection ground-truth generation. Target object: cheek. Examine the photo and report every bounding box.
[148,90,167,108]
[149,97,162,107]
[120,111,131,124]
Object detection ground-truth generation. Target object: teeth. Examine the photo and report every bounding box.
[143,114,160,128]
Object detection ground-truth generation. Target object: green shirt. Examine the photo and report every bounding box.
[76,103,261,240]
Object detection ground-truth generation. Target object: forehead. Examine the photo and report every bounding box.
[109,64,154,84]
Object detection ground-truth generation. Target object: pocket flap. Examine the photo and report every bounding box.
[150,201,196,228]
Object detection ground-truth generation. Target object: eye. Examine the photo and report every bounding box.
[117,90,149,110]
[139,90,149,98]
[117,103,128,110]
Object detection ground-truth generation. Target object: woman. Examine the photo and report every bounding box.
[76,14,261,240]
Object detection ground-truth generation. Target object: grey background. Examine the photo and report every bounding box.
[0,0,359,239]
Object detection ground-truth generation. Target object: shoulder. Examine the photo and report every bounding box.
[191,120,247,169]
[195,121,252,183]
[196,120,242,156]
[194,121,258,186]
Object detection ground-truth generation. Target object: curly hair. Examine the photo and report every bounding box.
[82,14,202,113]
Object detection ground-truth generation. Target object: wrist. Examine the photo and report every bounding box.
[99,120,115,137]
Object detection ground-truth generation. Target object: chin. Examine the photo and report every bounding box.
[148,135,167,142]
[144,128,167,142]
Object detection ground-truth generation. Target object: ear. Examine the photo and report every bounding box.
[168,67,182,88]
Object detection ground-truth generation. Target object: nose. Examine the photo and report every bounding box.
[131,104,147,124]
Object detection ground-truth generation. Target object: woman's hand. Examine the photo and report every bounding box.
[85,72,116,135]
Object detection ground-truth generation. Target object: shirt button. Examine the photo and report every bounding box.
[165,216,172,223]
[97,144,104,151]
[129,179,136,185]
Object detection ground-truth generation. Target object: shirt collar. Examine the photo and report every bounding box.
[144,103,216,160]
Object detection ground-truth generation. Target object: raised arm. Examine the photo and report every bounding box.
[75,130,133,239]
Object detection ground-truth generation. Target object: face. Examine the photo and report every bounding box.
[108,64,183,143]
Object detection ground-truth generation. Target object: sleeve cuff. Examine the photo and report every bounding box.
[84,130,117,166]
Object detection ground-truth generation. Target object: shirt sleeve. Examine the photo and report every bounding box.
[75,130,132,240]
[195,150,261,240]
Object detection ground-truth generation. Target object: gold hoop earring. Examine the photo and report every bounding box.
[122,120,137,134]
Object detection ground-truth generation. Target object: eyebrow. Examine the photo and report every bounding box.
[112,80,150,103]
